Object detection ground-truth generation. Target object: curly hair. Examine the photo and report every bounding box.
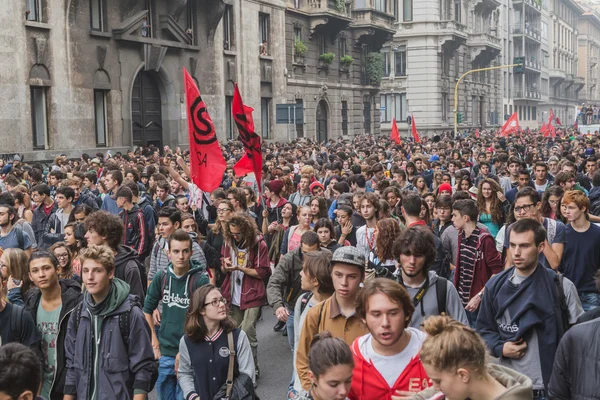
[79,244,115,274]
[375,218,401,261]
[476,178,505,225]
[224,212,259,249]
[392,226,437,268]
[83,211,124,250]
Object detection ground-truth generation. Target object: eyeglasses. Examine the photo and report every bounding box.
[548,200,560,205]
[230,231,242,237]
[514,203,535,213]
[205,297,227,307]
[217,208,232,213]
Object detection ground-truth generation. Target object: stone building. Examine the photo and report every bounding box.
[2,0,287,161]
[577,5,600,107]
[283,0,395,141]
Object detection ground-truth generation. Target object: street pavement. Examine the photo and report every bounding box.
[149,307,293,400]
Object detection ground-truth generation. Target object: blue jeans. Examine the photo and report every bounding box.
[286,309,295,351]
[156,356,184,400]
[579,292,600,312]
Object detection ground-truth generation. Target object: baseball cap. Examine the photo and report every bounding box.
[332,246,366,270]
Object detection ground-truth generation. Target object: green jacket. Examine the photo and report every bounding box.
[266,248,305,311]
[143,260,209,357]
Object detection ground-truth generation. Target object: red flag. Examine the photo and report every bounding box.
[411,113,421,143]
[556,117,562,126]
[574,120,579,132]
[551,124,556,138]
[549,108,555,123]
[541,123,549,137]
[391,118,401,144]
[475,129,480,138]
[232,83,263,192]
[184,68,226,192]
[501,112,519,136]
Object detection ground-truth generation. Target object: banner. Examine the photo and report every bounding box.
[232,83,263,192]
[391,118,401,144]
[184,68,226,192]
[501,112,519,136]
[411,113,421,143]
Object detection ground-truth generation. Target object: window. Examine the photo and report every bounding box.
[374,0,386,13]
[339,36,347,58]
[532,106,537,121]
[442,94,447,121]
[225,96,234,140]
[381,95,391,122]
[393,0,398,21]
[143,0,155,38]
[94,90,107,147]
[90,0,107,31]
[259,13,270,55]
[454,0,461,23]
[341,101,348,136]
[363,100,371,134]
[384,52,391,77]
[317,33,326,55]
[442,52,450,76]
[261,98,271,139]
[26,0,42,22]
[223,5,234,50]
[294,26,302,42]
[296,99,304,138]
[509,104,512,116]
[504,104,507,119]
[31,87,48,150]
[394,47,406,76]
[395,93,407,121]
[403,0,413,22]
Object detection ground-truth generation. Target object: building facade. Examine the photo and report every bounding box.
[2,0,287,161]
[577,4,600,108]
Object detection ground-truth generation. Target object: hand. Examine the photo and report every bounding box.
[262,210,268,218]
[222,258,236,272]
[152,344,161,360]
[7,276,22,291]
[275,306,290,322]
[268,222,279,233]
[465,294,482,312]
[392,390,417,400]
[341,221,353,236]
[175,352,180,377]
[497,191,506,202]
[502,339,527,359]
[153,309,162,326]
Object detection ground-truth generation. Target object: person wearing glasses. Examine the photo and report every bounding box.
[220,212,269,384]
[502,187,566,271]
[178,285,255,400]
[207,200,234,286]
[144,229,210,400]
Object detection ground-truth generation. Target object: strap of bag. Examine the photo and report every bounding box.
[226,331,236,399]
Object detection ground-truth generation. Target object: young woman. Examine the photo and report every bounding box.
[181,213,220,285]
[63,222,83,276]
[264,202,297,266]
[541,185,565,221]
[413,176,429,197]
[459,176,473,192]
[49,242,80,283]
[406,161,417,182]
[178,285,255,400]
[310,197,328,227]
[243,187,260,217]
[1,248,31,306]
[415,315,532,400]
[281,206,312,256]
[368,218,401,277]
[10,190,33,223]
[306,332,354,400]
[476,178,509,239]
[423,192,437,221]
[289,250,336,398]
[314,218,341,253]
[208,200,234,284]
[432,172,443,194]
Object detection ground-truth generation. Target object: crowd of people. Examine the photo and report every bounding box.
[1,129,600,400]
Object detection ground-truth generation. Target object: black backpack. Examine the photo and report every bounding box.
[9,303,25,342]
[114,256,149,295]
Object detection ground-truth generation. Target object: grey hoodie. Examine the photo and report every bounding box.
[412,364,533,400]
[400,270,468,329]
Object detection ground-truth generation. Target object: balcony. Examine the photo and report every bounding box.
[513,25,541,43]
[468,33,502,66]
[574,76,585,92]
[523,56,542,71]
[514,88,542,101]
[591,56,598,67]
[513,0,542,13]
[260,56,273,83]
[351,6,396,50]
[565,73,575,89]
[436,20,469,53]
[550,68,566,84]
[293,0,353,39]
[473,0,501,15]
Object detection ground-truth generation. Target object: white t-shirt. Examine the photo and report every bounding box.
[363,327,426,388]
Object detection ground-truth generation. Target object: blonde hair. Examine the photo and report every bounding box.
[419,315,488,377]
[3,248,32,295]
[79,245,115,274]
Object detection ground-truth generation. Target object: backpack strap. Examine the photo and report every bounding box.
[14,225,24,250]
[435,277,448,315]
[554,274,570,337]
[72,302,84,332]
[299,292,314,316]
[10,304,24,342]
[225,331,236,398]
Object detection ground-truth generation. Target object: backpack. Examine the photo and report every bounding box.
[10,303,25,342]
[72,299,159,391]
[554,274,571,338]
[299,292,314,316]
[435,277,448,315]
[114,256,148,295]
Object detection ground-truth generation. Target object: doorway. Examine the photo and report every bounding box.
[316,100,328,143]
[131,70,163,148]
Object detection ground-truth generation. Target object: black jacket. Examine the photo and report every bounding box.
[549,317,600,399]
[24,279,82,400]
[31,202,58,246]
[119,205,147,257]
[73,193,100,211]
[114,245,146,303]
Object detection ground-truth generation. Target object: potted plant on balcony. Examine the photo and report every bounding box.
[318,52,335,72]
[294,40,307,64]
[335,0,346,13]
[366,52,384,85]
[340,55,354,73]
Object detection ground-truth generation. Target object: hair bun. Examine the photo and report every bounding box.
[421,315,454,337]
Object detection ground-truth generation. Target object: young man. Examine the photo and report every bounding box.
[147,207,208,286]
[356,193,379,259]
[25,251,82,400]
[40,186,75,249]
[349,278,431,398]
[560,190,600,311]
[296,246,369,391]
[288,174,312,206]
[505,169,532,204]
[477,219,583,399]
[154,180,176,214]
[101,169,123,215]
[503,187,566,271]
[452,199,502,327]
[0,202,32,256]
[117,186,148,259]
[533,162,551,192]
[267,231,320,349]
[85,210,147,302]
[47,170,63,199]
[0,343,43,400]
[393,226,468,329]
[31,184,58,247]
[65,177,99,211]
[64,245,156,400]
[365,163,385,193]
[334,205,357,246]
[144,230,209,399]
[123,180,156,258]
[82,170,100,198]
[431,195,453,239]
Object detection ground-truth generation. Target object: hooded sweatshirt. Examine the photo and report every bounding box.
[114,245,146,303]
[412,364,533,400]
[143,261,209,357]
